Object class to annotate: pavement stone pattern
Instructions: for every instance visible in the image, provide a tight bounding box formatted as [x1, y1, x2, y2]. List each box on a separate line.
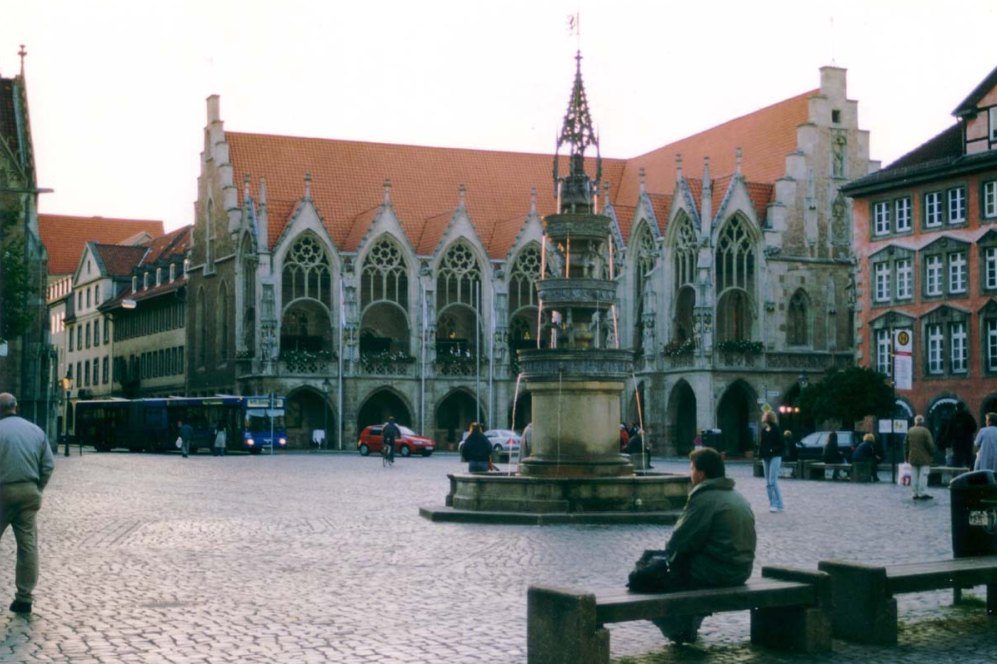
[1, 451, 993, 663]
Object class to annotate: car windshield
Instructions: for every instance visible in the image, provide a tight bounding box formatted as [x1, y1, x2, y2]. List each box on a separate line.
[398, 425, 416, 436]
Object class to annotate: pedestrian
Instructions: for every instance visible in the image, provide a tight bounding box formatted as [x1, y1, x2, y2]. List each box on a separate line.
[973, 412, 997, 472]
[851, 433, 881, 481]
[758, 410, 784, 512]
[382, 416, 400, 464]
[619, 424, 630, 453]
[626, 428, 652, 469]
[626, 447, 756, 643]
[0, 392, 55, 615]
[213, 424, 227, 457]
[904, 415, 936, 500]
[461, 422, 492, 472]
[178, 419, 193, 458]
[945, 403, 977, 468]
[783, 429, 795, 461]
[692, 430, 703, 449]
[822, 431, 845, 479]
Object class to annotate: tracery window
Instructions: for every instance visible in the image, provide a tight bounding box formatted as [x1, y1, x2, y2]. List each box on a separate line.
[281, 234, 333, 306]
[361, 236, 409, 309]
[436, 243, 483, 355]
[714, 216, 757, 342]
[633, 223, 656, 350]
[508, 244, 543, 349]
[672, 215, 697, 291]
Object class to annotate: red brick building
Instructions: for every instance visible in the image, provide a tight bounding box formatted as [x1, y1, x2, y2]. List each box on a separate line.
[843, 64, 997, 435]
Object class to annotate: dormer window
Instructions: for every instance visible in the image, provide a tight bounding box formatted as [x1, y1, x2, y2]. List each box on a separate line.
[990, 106, 997, 143]
[143, 272, 149, 290]
[132, 276, 138, 292]
[169, 263, 176, 282]
[156, 267, 162, 286]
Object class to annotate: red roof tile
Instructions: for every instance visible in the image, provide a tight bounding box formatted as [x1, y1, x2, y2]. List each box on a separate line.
[39, 214, 164, 276]
[90, 244, 148, 278]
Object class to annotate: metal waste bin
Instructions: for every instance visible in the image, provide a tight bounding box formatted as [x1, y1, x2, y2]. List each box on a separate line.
[950, 469, 997, 557]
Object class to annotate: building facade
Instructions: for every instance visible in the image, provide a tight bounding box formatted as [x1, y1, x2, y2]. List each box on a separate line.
[843, 64, 997, 436]
[0, 48, 54, 435]
[188, 61, 876, 454]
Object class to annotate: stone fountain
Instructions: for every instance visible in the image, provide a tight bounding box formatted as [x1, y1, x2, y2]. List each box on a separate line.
[421, 54, 689, 524]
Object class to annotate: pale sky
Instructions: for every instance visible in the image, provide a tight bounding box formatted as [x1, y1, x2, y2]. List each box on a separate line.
[3, 0, 995, 231]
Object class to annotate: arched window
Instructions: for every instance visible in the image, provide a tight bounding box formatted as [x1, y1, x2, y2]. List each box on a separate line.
[359, 236, 410, 355]
[436, 242, 482, 356]
[240, 234, 256, 353]
[217, 281, 230, 362]
[196, 287, 206, 368]
[672, 215, 697, 291]
[787, 289, 810, 346]
[508, 244, 542, 345]
[715, 216, 757, 342]
[633, 223, 656, 350]
[205, 199, 215, 272]
[279, 234, 333, 355]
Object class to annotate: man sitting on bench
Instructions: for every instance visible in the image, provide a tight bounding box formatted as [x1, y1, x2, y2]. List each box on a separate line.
[627, 447, 757, 643]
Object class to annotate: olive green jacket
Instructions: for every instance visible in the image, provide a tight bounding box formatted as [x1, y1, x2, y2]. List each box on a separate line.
[665, 477, 756, 587]
[904, 425, 935, 467]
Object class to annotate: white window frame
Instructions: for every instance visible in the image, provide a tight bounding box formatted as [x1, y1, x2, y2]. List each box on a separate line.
[896, 259, 913, 300]
[948, 186, 967, 224]
[988, 319, 997, 372]
[927, 323, 944, 374]
[875, 329, 892, 376]
[950, 322, 967, 373]
[949, 251, 968, 293]
[925, 255, 943, 296]
[895, 197, 912, 232]
[925, 191, 942, 227]
[985, 246, 997, 290]
[990, 107, 997, 142]
[874, 262, 891, 302]
[984, 181, 997, 220]
[873, 201, 890, 235]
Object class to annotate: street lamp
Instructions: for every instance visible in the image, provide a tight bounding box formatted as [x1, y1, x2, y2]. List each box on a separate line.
[60, 374, 73, 457]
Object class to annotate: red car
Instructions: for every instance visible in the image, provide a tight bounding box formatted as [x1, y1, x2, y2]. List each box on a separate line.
[357, 424, 435, 457]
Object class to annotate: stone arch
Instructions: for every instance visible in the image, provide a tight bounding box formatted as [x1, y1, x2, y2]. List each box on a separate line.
[359, 235, 410, 355]
[356, 387, 415, 433]
[667, 380, 697, 455]
[508, 243, 542, 359]
[716, 380, 758, 456]
[279, 233, 334, 356]
[436, 242, 484, 358]
[510, 389, 532, 432]
[435, 387, 484, 448]
[284, 384, 338, 450]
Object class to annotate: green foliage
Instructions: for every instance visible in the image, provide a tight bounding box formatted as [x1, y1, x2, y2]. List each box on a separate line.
[798, 366, 894, 429]
[663, 338, 695, 357]
[1, 235, 35, 339]
[716, 339, 764, 355]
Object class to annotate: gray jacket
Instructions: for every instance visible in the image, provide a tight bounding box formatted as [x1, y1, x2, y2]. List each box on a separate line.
[0, 415, 55, 490]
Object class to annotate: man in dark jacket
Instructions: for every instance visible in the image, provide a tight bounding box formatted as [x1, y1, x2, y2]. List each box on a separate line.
[944, 403, 977, 468]
[461, 422, 492, 472]
[381, 417, 400, 463]
[633, 447, 756, 643]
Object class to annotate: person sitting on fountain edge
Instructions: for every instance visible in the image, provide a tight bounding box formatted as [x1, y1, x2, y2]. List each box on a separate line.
[626, 447, 756, 643]
[461, 422, 492, 473]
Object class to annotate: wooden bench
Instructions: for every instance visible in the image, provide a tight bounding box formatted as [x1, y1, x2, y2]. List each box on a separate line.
[927, 465, 971, 487]
[805, 461, 872, 482]
[526, 566, 831, 663]
[817, 556, 997, 644]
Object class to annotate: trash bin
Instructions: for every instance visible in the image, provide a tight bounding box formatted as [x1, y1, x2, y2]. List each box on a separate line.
[950, 469, 997, 557]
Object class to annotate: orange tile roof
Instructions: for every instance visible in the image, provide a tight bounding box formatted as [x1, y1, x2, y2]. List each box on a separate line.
[141, 225, 191, 265]
[225, 89, 813, 259]
[39, 214, 164, 276]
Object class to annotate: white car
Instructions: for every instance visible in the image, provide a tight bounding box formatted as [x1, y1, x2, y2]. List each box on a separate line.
[459, 428, 522, 455]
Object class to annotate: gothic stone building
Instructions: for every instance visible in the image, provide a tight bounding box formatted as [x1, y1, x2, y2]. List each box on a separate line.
[189, 63, 876, 455]
[0, 50, 54, 435]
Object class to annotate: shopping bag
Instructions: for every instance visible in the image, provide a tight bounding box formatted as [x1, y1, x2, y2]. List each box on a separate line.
[897, 462, 912, 487]
[175, 436, 183, 449]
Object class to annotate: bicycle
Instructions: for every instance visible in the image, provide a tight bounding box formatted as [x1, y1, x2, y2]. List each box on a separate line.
[381, 443, 394, 467]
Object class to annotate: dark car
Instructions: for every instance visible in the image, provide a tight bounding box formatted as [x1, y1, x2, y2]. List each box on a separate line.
[357, 424, 435, 457]
[795, 431, 856, 461]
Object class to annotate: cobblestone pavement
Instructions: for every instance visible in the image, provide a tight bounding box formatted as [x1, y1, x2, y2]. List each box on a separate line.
[0, 451, 993, 663]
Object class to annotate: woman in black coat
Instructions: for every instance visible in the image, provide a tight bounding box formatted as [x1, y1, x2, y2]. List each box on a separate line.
[461, 422, 492, 472]
[759, 410, 785, 512]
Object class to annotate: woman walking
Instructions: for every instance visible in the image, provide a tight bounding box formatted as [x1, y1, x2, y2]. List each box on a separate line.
[759, 410, 785, 513]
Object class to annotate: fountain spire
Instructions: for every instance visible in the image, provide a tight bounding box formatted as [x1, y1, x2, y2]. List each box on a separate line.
[553, 51, 602, 213]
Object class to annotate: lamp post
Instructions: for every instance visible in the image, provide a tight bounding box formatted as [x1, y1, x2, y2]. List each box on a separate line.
[61, 375, 73, 457]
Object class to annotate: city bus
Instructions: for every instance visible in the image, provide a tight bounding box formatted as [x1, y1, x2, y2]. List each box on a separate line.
[71, 395, 287, 454]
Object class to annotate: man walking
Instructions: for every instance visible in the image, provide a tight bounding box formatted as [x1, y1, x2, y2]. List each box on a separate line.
[627, 447, 756, 642]
[904, 415, 936, 500]
[0, 393, 55, 614]
[973, 412, 997, 472]
[177, 419, 193, 458]
[381, 416, 400, 464]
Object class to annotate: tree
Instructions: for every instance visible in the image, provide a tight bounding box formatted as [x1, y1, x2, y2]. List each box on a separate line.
[798, 366, 894, 430]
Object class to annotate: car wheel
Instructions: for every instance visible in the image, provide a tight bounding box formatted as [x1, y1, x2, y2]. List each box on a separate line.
[359, 444, 370, 456]
[421, 450, 433, 457]
[493, 443, 504, 453]
[399, 445, 412, 457]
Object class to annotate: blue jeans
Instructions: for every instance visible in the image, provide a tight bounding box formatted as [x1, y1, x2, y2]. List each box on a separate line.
[763, 456, 784, 510]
